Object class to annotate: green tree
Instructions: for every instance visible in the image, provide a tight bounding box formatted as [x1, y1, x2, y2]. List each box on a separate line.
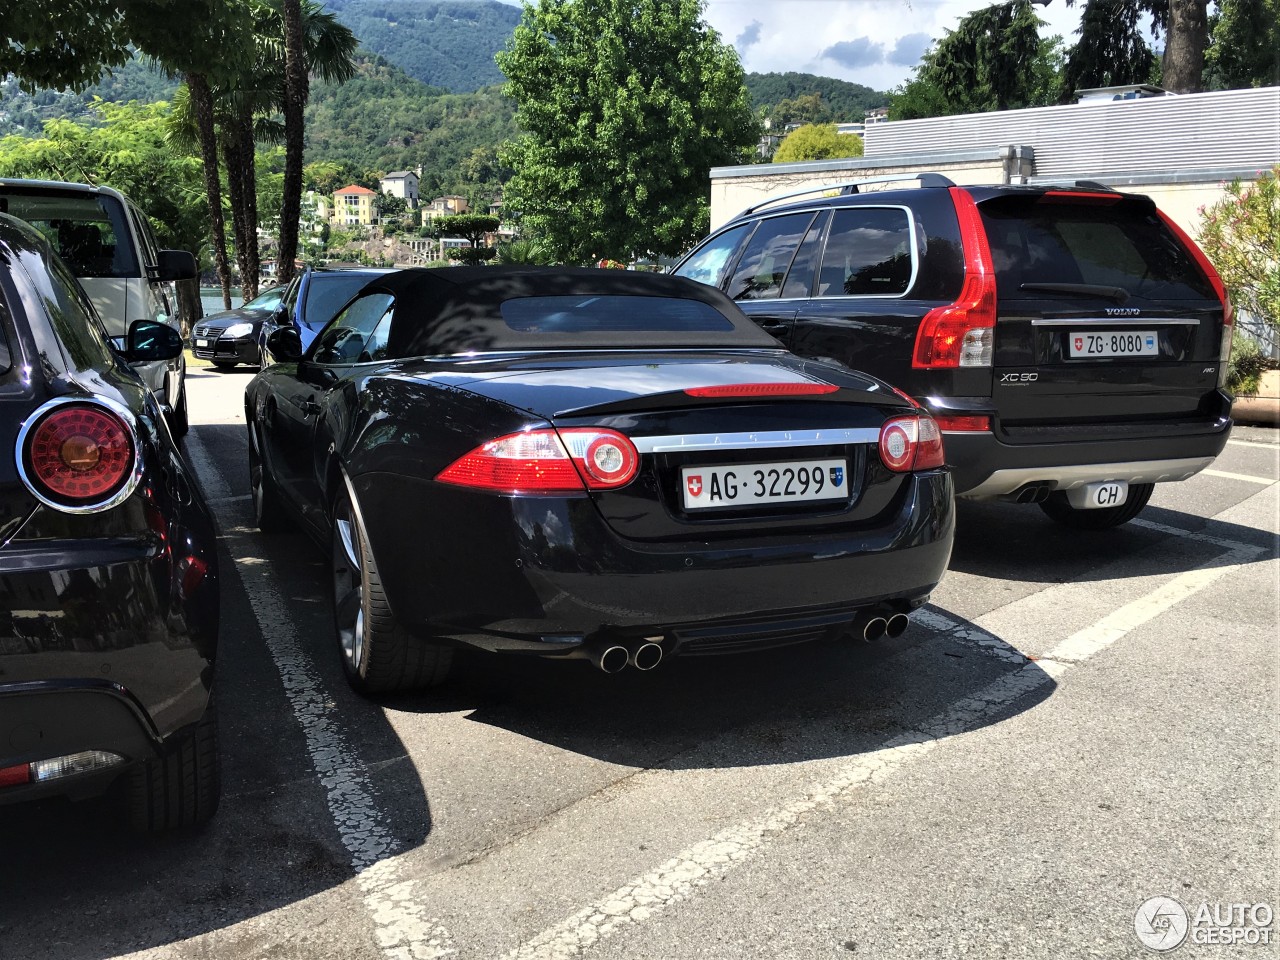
[769, 92, 834, 127]
[1061, 0, 1161, 97]
[1198, 167, 1280, 382]
[1204, 0, 1280, 89]
[890, 0, 1059, 119]
[0, 101, 207, 256]
[496, 0, 759, 263]
[772, 124, 864, 163]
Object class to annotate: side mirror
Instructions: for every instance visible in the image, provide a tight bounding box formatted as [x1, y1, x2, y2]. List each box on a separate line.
[266, 327, 304, 363]
[124, 319, 183, 362]
[157, 250, 198, 281]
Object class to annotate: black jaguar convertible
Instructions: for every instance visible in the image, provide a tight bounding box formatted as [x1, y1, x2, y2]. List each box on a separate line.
[246, 267, 954, 694]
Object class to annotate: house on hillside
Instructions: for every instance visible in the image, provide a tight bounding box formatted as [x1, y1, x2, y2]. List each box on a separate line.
[380, 170, 420, 208]
[423, 195, 469, 220]
[333, 184, 376, 226]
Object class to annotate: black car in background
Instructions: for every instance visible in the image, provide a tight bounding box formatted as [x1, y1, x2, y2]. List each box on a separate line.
[191, 284, 285, 369]
[674, 175, 1234, 529]
[0, 214, 220, 829]
[247, 267, 953, 695]
[257, 266, 392, 358]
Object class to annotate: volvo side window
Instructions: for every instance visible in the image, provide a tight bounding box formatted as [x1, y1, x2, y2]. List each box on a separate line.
[726, 213, 816, 301]
[779, 211, 830, 299]
[673, 224, 751, 290]
[817, 208, 914, 297]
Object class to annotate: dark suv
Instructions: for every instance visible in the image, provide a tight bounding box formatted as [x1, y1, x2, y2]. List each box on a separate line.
[673, 174, 1234, 529]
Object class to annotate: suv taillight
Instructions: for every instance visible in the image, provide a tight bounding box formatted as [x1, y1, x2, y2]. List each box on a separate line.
[1157, 209, 1235, 389]
[878, 415, 945, 472]
[17, 399, 139, 512]
[437, 428, 640, 494]
[913, 187, 997, 369]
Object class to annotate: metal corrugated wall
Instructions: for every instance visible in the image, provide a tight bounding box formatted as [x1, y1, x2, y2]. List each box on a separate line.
[864, 88, 1280, 177]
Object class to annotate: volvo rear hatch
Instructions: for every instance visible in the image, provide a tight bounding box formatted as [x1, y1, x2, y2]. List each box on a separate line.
[975, 188, 1231, 443]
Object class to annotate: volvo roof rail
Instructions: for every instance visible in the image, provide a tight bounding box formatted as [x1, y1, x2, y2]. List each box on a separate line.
[1072, 180, 1120, 192]
[735, 172, 956, 219]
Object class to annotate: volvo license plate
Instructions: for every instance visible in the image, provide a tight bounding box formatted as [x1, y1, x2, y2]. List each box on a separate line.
[681, 459, 848, 510]
[1069, 331, 1157, 358]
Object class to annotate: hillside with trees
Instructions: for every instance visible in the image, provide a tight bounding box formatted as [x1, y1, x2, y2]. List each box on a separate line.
[746, 72, 889, 122]
[321, 0, 521, 91]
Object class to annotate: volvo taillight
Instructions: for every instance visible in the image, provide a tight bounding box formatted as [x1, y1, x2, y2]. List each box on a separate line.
[1157, 209, 1235, 389]
[878, 415, 945, 472]
[913, 187, 998, 369]
[436, 428, 639, 494]
[16, 398, 140, 512]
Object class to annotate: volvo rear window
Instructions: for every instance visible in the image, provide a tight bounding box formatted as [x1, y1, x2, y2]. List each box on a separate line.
[0, 190, 138, 279]
[979, 195, 1217, 301]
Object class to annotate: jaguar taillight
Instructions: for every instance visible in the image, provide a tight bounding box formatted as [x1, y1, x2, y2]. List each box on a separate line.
[878, 415, 945, 472]
[17, 398, 140, 512]
[436, 428, 639, 494]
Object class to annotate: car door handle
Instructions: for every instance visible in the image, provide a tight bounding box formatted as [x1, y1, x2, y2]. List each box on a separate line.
[300, 399, 321, 417]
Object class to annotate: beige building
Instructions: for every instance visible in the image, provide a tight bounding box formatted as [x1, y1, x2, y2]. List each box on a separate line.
[423, 195, 470, 220]
[709, 87, 1280, 239]
[333, 184, 377, 226]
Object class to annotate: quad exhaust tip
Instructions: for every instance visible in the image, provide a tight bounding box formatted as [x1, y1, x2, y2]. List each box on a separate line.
[631, 641, 664, 671]
[862, 617, 888, 642]
[596, 645, 629, 674]
[886, 613, 910, 638]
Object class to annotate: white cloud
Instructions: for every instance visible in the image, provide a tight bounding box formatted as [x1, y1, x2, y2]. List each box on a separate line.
[701, 0, 1084, 92]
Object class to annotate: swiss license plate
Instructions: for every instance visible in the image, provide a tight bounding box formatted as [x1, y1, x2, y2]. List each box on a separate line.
[195, 338, 210, 348]
[681, 459, 848, 510]
[1069, 331, 1157, 358]
[1066, 481, 1129, 509]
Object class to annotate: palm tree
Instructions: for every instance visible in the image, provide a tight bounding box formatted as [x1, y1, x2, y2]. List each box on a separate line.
[277, 0, 357, 286]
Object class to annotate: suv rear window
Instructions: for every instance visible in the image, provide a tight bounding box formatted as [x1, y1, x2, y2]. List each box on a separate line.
[0, 190, 138, 279]
[979, 195, 1217, 301]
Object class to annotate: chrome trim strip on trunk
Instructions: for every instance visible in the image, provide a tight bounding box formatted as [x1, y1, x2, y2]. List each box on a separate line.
[1029, 317, 1201, 326]
[631, 427, 880, 454]
[960, 456, 1215, 498]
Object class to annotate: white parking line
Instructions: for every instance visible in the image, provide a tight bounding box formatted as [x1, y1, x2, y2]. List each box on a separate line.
[501, 517, 1267, 960]
[1203, 468, 1277, 485]
[184, 430, 456, 960]
[1227, 438, 1279, 449]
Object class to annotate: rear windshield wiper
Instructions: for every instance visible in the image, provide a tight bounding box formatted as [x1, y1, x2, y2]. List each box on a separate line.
[1018, 282, 1131, 304]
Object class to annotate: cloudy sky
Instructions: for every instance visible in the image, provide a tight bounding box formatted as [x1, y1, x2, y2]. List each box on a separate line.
[698, 0, 1086, 92]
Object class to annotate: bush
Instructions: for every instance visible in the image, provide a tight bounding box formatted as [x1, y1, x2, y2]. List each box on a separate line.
[1227, 331, 1275, 397]
[1199, 167, 1280, 344]
[447, 246, 498, 266]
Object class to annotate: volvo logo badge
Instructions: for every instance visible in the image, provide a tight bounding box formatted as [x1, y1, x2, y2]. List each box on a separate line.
[1105, 307, 1141, 316]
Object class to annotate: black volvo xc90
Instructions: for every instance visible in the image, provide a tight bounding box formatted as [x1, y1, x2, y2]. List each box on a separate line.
[675, 174, 1234, 529]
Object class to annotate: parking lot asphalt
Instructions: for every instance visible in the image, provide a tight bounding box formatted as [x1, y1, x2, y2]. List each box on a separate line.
[0, 364, 1275, 960]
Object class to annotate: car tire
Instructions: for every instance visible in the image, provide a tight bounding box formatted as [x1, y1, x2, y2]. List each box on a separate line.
[248, 420, 290, 533]
[127, 696, 220, 832]
[213, 360, 238, 371]
[168, 381, 189, 439]
[331, 484, 452, 695]
[1039, 482, 1155, 530]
